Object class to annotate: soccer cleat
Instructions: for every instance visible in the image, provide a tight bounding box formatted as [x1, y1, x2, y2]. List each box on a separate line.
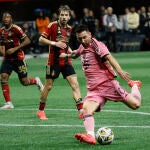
[128, 80, 142, 89]
[0, 102, 14, 109]
[35, 77, 44, 92]
[36, 110, 48, 120]
[75, 133, 96, 145]
[75, 133, 83, 141]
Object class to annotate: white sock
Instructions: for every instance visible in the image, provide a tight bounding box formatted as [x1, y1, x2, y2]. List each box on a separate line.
[7, 102, 12, 105]
[133, 84, 138, 88]
[87, 131, 95, 138]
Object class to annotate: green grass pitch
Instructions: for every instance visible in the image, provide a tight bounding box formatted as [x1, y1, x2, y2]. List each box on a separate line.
[0, 51, 150, 150]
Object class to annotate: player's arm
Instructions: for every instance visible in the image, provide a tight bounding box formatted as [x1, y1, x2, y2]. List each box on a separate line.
[68, 46, 73, 53]
[0, 45, 5, 56]
[5, 36, 31, 55]
[59, 50, 79, 59]
[39, 36, 67, 50]
[59, 46, 78, 58]
[0, 35, 5, 56]
[105, 54, 131, 81]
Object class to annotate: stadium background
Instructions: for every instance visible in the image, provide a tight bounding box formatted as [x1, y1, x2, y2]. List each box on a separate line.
[0, 0, 150, 21]
[1, 0, 150, 52]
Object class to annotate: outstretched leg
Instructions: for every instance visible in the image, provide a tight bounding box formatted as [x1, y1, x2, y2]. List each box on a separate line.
[75, 100, 99, 145]
[19, 77, 44, 92]
[125, 80, 142, 109]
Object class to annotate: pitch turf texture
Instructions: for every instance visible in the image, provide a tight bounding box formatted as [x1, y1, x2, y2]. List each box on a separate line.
[0, 51, 150, 150]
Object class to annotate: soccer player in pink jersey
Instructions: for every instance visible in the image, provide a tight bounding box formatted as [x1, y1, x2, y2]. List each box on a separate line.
[59, 25, 142, 145]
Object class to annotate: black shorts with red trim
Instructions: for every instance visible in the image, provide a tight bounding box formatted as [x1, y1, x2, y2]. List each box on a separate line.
[46, 64, 76, 79]
[0, 59, 28, 78]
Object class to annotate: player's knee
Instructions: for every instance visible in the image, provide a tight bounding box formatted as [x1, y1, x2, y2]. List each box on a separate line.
[1, 81, 8, 85]
[21, 81, 28, 86]
[20, 79, 28, 86]
[1, 74, 9, 82]
[131, 101, 141, 110]
[134, 102, 141, 109]
[1, 79, 8, 84]
[82, 105, 94, 115]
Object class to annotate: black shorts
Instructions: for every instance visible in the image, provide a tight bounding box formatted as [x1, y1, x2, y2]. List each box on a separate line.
[0, 59, 28, 78]
[46, 64, 76, 79]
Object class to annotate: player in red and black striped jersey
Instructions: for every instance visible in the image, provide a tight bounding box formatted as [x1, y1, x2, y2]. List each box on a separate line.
[36, 5, 83, 120]
[0, 11, 44, 109]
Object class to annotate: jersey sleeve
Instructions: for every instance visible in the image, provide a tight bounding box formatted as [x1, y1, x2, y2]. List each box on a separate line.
[41, 22, 54, 38]
[75, 45, 83, 56]
[14, 25, 27, 40]
[91, 38, 110, 58]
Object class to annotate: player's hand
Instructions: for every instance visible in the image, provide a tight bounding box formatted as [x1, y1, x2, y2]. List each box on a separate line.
[59, 53, 67, 58]
[118, 70, 131, 82]
[55, 41, 67, 49]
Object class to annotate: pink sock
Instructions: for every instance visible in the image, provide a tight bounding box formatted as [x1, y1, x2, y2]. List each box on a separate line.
[131, 85, 141, 101]
[83, 114, 95, 136]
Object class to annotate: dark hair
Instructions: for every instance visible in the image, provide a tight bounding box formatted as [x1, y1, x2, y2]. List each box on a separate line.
[1, 10, 14, 19]
[75, 25, 89, 34]
[58, 5, 71, 16]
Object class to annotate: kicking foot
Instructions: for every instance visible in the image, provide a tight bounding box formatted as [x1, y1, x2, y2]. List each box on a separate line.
[75, 133, 96, 145]
[128, 80, 142, 88]
[36, 110, 48, 120]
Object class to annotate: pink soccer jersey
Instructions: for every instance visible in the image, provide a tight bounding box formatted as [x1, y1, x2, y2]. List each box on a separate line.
[76, 38, 116, 90]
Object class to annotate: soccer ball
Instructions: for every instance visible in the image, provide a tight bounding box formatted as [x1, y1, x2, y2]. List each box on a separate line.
[95, 127, 114, 145]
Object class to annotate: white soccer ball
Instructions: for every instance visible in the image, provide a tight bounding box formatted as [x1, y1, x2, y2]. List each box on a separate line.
[95, 127, 114, 145]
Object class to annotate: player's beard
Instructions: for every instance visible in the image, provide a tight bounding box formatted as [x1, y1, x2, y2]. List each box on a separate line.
[61, 20, 67, 26]
[82, 39, 91, 48]
[82, 43, 89, 48]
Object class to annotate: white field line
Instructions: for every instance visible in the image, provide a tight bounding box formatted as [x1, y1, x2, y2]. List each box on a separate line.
[12, 108, 150, 116]
[0, 108, 149, 128]
[0, 124, 150, 128]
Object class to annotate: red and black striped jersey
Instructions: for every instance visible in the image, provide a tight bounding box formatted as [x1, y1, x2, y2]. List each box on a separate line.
[41, 21, 72, 66]
[0, 24, 26, 60]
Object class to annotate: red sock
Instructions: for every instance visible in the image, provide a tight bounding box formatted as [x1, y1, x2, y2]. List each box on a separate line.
[28, 78, 36, 85]
[76, 98, 83, 111]
[2, 84, 11, 102]
[39, 102, 46, 110]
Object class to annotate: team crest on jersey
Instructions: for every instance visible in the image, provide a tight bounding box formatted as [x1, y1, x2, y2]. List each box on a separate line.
[96, 47, 100, 52]
[91, 39, 101, 53]
[56, 35, 69, 42]
[51, 70, 55, 77]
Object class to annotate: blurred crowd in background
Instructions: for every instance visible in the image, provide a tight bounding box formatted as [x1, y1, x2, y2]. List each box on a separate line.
[1, 5, 150, 53]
